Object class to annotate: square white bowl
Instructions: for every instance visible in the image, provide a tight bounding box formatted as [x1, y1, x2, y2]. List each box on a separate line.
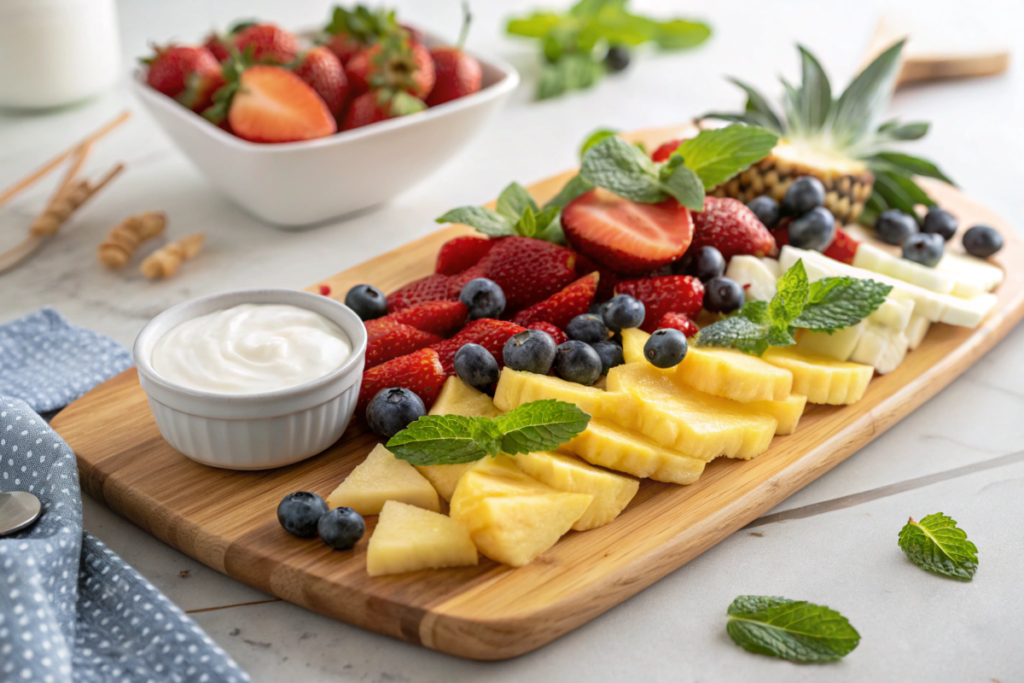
[132, 41, 518, 228]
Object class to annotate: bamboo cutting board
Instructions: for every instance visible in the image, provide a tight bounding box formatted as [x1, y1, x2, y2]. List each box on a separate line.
[51, 126, 1024, 661]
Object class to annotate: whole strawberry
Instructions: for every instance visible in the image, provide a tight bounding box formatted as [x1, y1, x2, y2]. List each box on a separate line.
[436, 235, 493, 275]
[387, 273, 457, 313]
[656, 311, 699, 338]
[651, 138, 682, 162]
[233, 23, 299, 64]
[203, 32, 233, 62]
[481, 236, 578, 313]
[512, 273, 598, 329]
[614, 275, 704, 333]
[143, 44, 224, 111]
[691, 197, 776, 259]
[294, 47, 349, 117]
[425, 7, 482, 106]
[322, 5, 396, 64]
[342, 89, 427, 131]
[345, 32, 435, 99]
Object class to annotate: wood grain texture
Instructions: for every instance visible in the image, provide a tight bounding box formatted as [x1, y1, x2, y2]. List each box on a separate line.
[51, 126, 1024, 661]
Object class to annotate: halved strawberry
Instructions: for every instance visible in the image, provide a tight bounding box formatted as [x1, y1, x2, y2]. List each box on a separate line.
[447, 263, 489, 299]
[226, 66, 337, 143]
[690, 196, 775, 259]
[364, 318, 441, 368]
[527, 321, 568, 346]
[358, 348, 446, 415]
[823, 226, 860, 264]
[387, 273, 456, 313]
[656, 311, 699, 338]
[481, 236, 578, 312]
[614, 275, 704, 333]
[293, 46, 348, 117]
[429, 318, 526, 375]
[388, 300, 468, 337]
[651, 139, 682, 162]
[562, 189, 693, 275]
[436, 235, 493, 275]
[512, 272, 598, 329]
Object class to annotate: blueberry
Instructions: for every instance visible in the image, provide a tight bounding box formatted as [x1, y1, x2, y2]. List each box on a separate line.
[874, 209, 918, 246]
[459, 278, 505, 320]
[902, 233, 944, 267]
[922, 206, 958, 241]
[788, 206, 836, 251]
[962, 224, 1003, 258]
[589, 300, 607, 316]
[601, 294, 645, 332]
[746, 195, 780, 228]
[365, 387, 425, 439]
[643, 329, 688, 369]
[553, 340, 603, 385]
[277, 491, 328, 538]
[781, 176, 826, 216]
[503, 329, 557, 375]
[591, 340, 624, 373]
[604, 45, 630, 73]
[703, 276, 744, 314]
[566, 313, 610, 343]
[317, 507, 365, 551]
[453, 343, 499, 391]
[674, 246, 726, 282]
[345, 284, 387, 321]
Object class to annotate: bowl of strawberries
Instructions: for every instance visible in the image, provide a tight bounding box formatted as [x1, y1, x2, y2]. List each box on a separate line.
[133, 6, 518, 228]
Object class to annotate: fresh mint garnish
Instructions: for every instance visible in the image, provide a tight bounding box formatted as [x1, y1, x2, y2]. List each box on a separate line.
[674, 126, 783, 190]
[386, 399, 591, 466]
[437, 182, 563, 243]
[726, 596, 861, 662]
[898, 513, 978, 580]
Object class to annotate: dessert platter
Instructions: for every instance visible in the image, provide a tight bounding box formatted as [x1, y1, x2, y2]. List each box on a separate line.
[52, 42, 1023, 660]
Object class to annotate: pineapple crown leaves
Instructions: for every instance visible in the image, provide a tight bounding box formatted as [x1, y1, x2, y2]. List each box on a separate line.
[324, 4, 396, 41]
[436, 182, 565, 244]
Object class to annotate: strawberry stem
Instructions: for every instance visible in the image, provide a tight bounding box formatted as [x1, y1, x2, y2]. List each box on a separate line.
[456, 1, 472, 50]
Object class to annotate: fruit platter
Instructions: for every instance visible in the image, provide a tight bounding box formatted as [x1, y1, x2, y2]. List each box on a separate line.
[53, 44, 1023, 661]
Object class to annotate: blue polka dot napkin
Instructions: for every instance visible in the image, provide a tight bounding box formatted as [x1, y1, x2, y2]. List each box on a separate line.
[0, 310, 249, 683]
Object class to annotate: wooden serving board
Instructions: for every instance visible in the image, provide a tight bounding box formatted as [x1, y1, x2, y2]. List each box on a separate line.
[52, 127, 1024, 661]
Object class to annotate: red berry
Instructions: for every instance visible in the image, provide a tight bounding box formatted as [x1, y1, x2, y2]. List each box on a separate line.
[822, 226, 860, 265]
[319, 284, 331, 296]
[293, 47, 348, 117]
[436, 236, 493, 275]
[387, 273, 457, 313]
[144, 44, 224, 111]
[429, 319, 526, 375]
[527, 321, 568, 346]
[227, 66, 336, 143]
[690, 197, 776, 259]
[345, 37, 435, 99]
[357, 348, 446, 415]
[512, 273, 598, 329]
[388, 300, 468, 337]
[481, 236, 578, 313]
[232, 24, 298, 64]
[425, 47, 482, 106]
[614, 276, 704, 333]
[651, 139, 682, 162]
[364, 318, 442, 368]
[656, 312, 699, 338]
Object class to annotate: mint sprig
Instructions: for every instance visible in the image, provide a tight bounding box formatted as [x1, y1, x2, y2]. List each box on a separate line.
[386, 399, 591, 466]
[726, 596, 861, 662]
[898, 513, 978, 581]
[437, 182, 563, 243]
[697, 259, 892, 355]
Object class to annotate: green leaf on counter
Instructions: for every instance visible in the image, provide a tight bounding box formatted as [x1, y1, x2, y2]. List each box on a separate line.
[726, 596, 861, 662]
[898, 513, 978, 580]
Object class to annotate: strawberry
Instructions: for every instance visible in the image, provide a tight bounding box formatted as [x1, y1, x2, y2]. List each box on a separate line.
[651, 139, 682, 162]
[512, 273, 598, 329]
[203, 32, 232, 62]
[436, 235, 493, 275]
[527, 321, 568, 346]
[388, 300, 468, 337]
[656, 311, 699, 338]
[481, 236, 578, 312]
[430, 319, 526, 375]
[823, 226, 860, 265]
[293, 47, 348, 117]
[232, 24, 298, 64]
[447, 263, 488, 298]
[341, 89, 427, 130]
[322, 5, 395, 63]
[345, 34, 435, 99]
[358, 348, 445, 415]
[324, 33, 366, 65]
[143, 45, 223, 111]
[364, 318, 441, 368]
[387, 273, 456, 313]
[562, 189, 693, 275]
[425, 11, 482, 108]
[223, 66, 337, 143]
[614, 275, 704, 333]
[574, 252, 621, 302]
[690, 197, 775, 259]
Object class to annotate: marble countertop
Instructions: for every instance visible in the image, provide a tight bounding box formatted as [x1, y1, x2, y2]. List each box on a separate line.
[2, 0, 1023, 680]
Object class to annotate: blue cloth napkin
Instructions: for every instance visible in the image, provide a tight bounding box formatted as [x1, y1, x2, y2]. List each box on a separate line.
[0, 309, 249, 683]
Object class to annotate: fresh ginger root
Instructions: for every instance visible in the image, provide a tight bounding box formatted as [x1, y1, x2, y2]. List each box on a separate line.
[141, 233, 205, 279]
[97, 212, 166, 268]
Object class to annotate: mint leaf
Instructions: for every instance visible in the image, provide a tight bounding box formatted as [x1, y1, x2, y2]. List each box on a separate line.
[386, 414, 501, 466]
[674, 126, 779, 190]
[436, 206, 514, 237]
[653, 19, 711, 49]
[739, 300, 771, 326]
[658, 159, 705, 211]
[793, 277, 891, 332]
[495, 399, 591, 454]
[769, 258, 809, 326]
[544, 173, 594, 210]
[696, 315, 769, 356]
[496, 182, 539, 223]
[765, 325, 796, 347]
[581, 136, 666, 203]
[580, 129, 619, 160]
[726, 596, 861, 662]
[898, 513, 978, 580]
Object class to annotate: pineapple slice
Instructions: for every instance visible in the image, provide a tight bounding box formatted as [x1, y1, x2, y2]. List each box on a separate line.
[562, 418, 705, 485]
[494, 367, 636, 418]
[327, 444, 440, 515]
[366, 501, 477, 577]
[675, 346, 793, 403]
[762, 347, 874, 405]
[746, 394, 807, 435]
[512, 451, 638, 530]
[606, 363, 777, 461]
[450, 456, 591, 567]
[621, 327, 648, 365]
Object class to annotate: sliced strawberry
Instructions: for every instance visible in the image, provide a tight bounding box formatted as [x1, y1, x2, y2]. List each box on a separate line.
[527, 321, 568, 346]
[574, 252, 621, 302]
[651, 139, 682, 162]
[387, 273, 456, 313]
[691, 197, 775, 259]
[823, 226, 860, 265]
[388, 300, 468, 337]
[481, 236, 578, 313]
[358, 348, 445, 415]
[293, 46, 348, 117]
[429, 319, 526, 375]
[232, 24, 298, 64]
[615, 275, 704, 333]
[656, 311, 699, 338]
[227, 66, 337, 143]
[562, 189, 693, 275]
[512, 273, 598, 329]
[364, 318, 441, 368]
[436, 235, 493, 275]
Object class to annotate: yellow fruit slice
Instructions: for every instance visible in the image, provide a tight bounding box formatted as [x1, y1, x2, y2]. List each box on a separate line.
[621, 327, 648, 364]
[762, 347, 874, 405]
[327, 443, 439, 515]
[494, 367, 636, 418]
[675, 346, 793, 402]
[746, 393, 807, 435]
[450, 456, 591, 567]
[562, 418, 705, 485]
[366, 501, 478, 577]
[512, 450, 638, 530]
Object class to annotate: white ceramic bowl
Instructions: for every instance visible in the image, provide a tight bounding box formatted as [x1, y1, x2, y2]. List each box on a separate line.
[132, 38, 518, 228]
[134, 289, 367, 470]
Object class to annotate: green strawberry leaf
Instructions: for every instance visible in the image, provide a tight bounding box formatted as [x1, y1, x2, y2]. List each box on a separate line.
[436, 206, 514, 237]
[673, 125, 780, 190]
[386, 414, 502, 465]
[898, 513, 978, 580]
[494, 399, 592, 455]
[726, 596, 861, 662]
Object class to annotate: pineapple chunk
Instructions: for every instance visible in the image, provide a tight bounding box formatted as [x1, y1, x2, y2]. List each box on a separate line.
[606, 363, 777, 461]
[797, 324, 864, 361]
[366, 501, 477, 576]
[327, 444, 440, 515]
[562, 418, 705, 485]
[621, 327, 648, 365]
[512, 451, 638, 530]
[450, 456, 591, 567]
[676, 346, 793, 403]
[746, 394, 807, 435]
[762, 347, 874, 405]
[494, 367, 635, 418]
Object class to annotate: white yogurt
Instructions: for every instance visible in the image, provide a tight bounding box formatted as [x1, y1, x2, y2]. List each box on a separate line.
[152, 304, 352, 395]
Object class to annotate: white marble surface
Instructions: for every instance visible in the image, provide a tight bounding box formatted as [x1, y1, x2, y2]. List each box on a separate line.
[2, 0, 1024, 680]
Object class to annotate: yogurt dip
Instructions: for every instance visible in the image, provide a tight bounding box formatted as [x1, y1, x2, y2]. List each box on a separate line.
[151, 303, 352, 394]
